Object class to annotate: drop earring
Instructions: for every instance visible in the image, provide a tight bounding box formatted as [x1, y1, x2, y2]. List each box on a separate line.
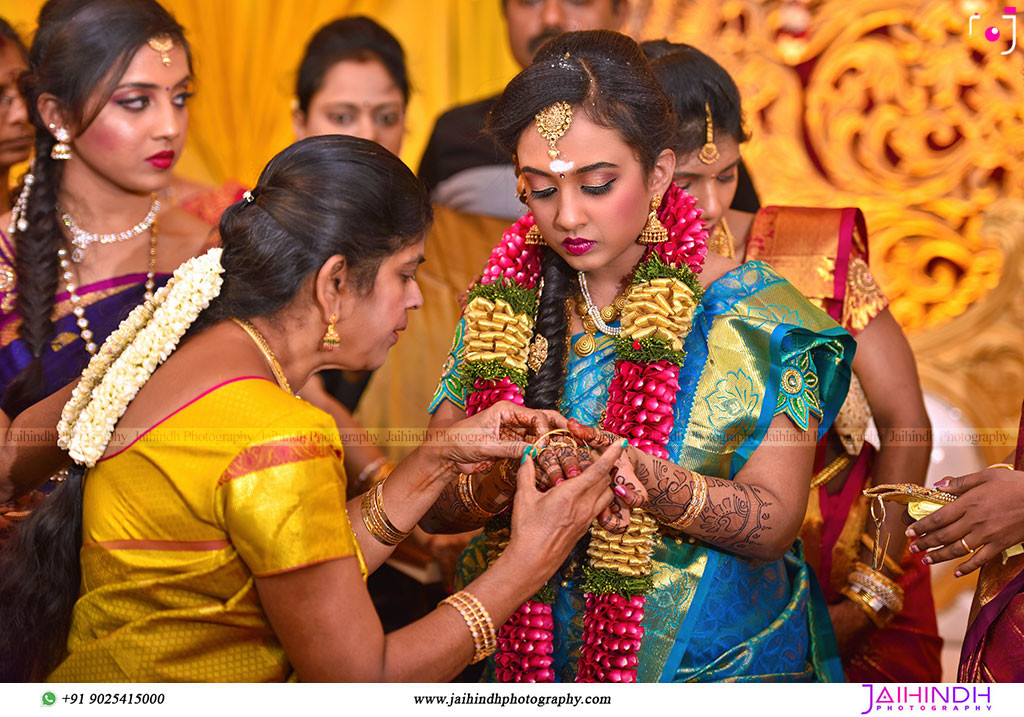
[50, 125, 71, 160]
[321, 313, 340, 351]
[637, 194, 668, 244]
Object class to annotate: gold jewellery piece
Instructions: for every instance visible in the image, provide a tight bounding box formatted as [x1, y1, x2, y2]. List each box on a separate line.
[988, 463, 1016, 471]
[572, 272, 629, 358]
[841, 560, 904, 628]
[527, 333, 548, 371]
[360, 478, 411, 546]
[535, 101, 573, 160]
[525, 224, 544, 245]
[457, 472, 502, 521]
[148, 34, 174, 66]
[230, 318, 293, 395]
[665, 470, 708, 531]
[637, 194, 668, 244]
[440, 590, 497, 664]
[698, 102, 720, 165]
[708, 217, 737, 260]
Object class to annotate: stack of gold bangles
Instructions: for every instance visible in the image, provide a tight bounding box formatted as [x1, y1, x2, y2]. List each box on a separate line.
[360, 478, 411, 546]
[665, 470, 708, 531]
[440, 590, 497, 663]
[457, 472, 503, 520]
[841, 560, 904, 628]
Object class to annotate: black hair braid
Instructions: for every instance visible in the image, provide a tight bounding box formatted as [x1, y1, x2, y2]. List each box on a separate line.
[524, 248, 574, 411]
[4, 141, 64, 416]
[0, 465, 84, 681]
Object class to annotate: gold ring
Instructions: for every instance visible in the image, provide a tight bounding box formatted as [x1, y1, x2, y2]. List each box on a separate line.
[960, 537, 974, 554]
[988, 463, 1015, 471]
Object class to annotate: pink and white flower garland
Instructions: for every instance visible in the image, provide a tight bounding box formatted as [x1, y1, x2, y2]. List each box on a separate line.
[462, 184, 707, 682]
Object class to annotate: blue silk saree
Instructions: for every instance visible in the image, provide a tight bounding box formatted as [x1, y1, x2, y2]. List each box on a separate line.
[431, 261, 854, 682]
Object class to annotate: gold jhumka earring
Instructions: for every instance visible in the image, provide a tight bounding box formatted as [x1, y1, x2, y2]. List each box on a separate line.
[525, 225, 544, 245]
[49, 125, 71, 160]
[698, 102, 720, 165]
[148, 34, 174, 66]
[321, 313, 340, 351]
[637, 194, 668, 244]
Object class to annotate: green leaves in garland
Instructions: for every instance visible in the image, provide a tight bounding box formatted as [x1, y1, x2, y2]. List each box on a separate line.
[467, 279, 538, 318]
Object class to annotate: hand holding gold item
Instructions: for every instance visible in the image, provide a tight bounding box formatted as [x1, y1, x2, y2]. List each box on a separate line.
[898, 464, 1024, 576]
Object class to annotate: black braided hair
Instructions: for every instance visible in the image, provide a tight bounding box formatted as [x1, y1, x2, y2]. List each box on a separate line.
[3, 0, 191, 417]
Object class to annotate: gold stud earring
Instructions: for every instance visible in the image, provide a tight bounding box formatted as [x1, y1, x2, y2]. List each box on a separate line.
[637, 194, 668, 244]
[49, 125, 71, 160]
[321, 313, 340, 351]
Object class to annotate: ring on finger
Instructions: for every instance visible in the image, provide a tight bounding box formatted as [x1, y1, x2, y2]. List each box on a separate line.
[960, 537, 976, 554]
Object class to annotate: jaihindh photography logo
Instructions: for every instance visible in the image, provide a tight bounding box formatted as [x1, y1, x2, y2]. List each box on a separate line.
[859, 684, 993, 713]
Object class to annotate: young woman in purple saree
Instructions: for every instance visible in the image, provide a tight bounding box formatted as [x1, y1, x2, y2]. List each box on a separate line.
[0, 0, 211, 531]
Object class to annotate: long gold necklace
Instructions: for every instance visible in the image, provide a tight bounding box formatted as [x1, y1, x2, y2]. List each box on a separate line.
[231, 317, 294, 394]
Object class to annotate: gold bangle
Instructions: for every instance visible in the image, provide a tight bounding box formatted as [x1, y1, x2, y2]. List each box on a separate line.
[988, 463, 1016, 471]
[456, 473, 501, 521]
[360, 478, 410, 546]
[440, 590, 497, 663]
[841, 582, 897, 629]
[664, 470, 708, 531]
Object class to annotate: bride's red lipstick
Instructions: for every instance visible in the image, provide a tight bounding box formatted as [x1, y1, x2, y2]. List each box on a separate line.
[146, 150, 174, 169]
[562, 237, 596, 256]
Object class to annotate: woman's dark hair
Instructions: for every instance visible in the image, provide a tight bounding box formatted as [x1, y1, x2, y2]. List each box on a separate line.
[197, 134, 431, 331]
[4, 0, 192, 418]
[295, 15, 409, 114]
[485, 30, 677, 411]
[0, 0, 192, 681]
[0, 17, 28, 59]
[643, 40, 749, 155]
[0, 135, 431, 681]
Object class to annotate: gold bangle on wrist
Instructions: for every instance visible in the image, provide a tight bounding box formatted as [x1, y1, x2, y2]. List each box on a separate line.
[842, 560, 904, 628]
[360, 478, 411, 546]
[664, 470, 708, 531]
[440, 590, 497, 663]
[457, 472, 502, 521]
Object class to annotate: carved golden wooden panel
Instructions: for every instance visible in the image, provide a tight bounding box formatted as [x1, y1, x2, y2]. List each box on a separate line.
[629, 0, 1023, 465]
[628, 0, 1022, 333]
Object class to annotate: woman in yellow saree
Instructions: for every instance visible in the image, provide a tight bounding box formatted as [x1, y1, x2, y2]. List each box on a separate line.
[0, 135, 626, 682]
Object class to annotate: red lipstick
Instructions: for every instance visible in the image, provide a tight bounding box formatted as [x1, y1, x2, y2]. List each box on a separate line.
[146, 150, 175, 169]
[562, 237, 596, 256]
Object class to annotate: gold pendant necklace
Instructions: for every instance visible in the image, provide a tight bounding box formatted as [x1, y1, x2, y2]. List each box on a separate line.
[571, 294, 628, 358]
[231, 318, 294, 395]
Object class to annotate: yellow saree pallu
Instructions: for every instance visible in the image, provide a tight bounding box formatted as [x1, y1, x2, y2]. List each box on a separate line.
[746, 206, 942, 682]
[49, 378, 365, 683]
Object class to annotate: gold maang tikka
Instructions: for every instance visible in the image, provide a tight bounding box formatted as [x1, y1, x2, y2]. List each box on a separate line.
[535, 101, 573, 160]
[698, 102, 720, 165]
[147, 34, 174, 66]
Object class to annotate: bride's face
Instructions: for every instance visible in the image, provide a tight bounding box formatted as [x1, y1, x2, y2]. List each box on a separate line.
[517, 110, 673, 279]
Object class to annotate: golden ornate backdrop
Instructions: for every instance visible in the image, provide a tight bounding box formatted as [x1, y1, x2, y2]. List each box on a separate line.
[2, 0, 1021, 448]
